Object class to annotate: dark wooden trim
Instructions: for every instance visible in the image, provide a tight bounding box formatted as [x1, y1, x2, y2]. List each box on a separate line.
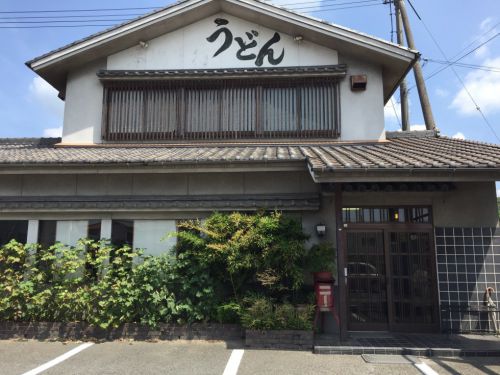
[384, 230, 395, 331]
[344, 223, 434, 231]
[334, 183, 348, 341]
[100, 87, 109, 141]
[344, 225, 440, 333]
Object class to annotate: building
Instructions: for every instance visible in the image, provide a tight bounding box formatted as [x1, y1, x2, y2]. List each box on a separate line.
[1, 0, 499, 338]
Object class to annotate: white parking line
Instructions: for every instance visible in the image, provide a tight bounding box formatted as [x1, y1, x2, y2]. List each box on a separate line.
[222, 349, 244, 375]
[21, 342, 94, 375]
[414, 362, 440, 375]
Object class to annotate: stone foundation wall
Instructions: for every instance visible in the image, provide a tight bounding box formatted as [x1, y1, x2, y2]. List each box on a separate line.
[0, 322, 243, 341]
[245, 329, 313, 350]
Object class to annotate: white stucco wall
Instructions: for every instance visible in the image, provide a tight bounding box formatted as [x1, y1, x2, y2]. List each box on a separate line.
[62, 59, 106, 144]
[338, 56, 385, 141]
[134, 220, 177, 256]
[61, 13, 386, 144]
[107, 13, 338, 70]
[56, 220, 88, 246]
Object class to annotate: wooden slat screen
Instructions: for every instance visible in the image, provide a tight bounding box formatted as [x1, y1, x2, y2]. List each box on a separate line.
[102, 78, 340, 141]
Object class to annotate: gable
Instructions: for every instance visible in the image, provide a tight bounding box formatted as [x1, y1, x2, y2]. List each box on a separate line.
[27, 0, 417, 102]
[108, 13, 338, 70]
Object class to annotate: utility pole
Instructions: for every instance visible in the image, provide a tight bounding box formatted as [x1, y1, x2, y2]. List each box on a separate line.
[394, 0, 409, 131]
[397, 0, 436, 130]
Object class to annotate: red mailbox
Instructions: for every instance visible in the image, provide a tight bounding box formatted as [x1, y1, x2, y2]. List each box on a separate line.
[315, 283, 333, 311]
[314, 280, 339, 328]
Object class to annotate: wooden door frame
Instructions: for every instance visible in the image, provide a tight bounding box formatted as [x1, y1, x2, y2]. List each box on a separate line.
[344, 228, 389, 331]
[343, 223, 439, 333]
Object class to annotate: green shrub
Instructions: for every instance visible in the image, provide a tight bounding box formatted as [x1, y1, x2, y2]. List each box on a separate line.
[215, 301, 242, 324]
[240, 297, 275, 330]
[0, 211, 314, 329]
[176, 211, 309, 301]
[240, 297, 314, 331]
[304, 242, 337, 275]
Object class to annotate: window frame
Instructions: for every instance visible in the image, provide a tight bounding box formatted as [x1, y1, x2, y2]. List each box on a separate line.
[101, 76, 341, 142]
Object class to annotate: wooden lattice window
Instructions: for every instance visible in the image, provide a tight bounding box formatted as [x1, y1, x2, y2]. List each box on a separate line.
[101, 77, 341, 141]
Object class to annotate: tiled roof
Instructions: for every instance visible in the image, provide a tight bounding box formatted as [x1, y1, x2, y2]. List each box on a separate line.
[0, 134, 499, 173]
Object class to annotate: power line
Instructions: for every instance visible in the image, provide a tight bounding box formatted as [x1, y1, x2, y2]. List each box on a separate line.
[281, 0, 380, 6]
[0, 7, 162, 14]
[412, 33, 499, 85]
[390, 97, 402, 128]
[406, 0, 500, 142]
[0, 24, 117, 29]
[0, 13, 145, 20]
[0, 2, 385, 28]
[424, 58, 500, 73]
[0, 19, 132, 24]
[0, 0, 379, 15]
[286, 0, 381, 11]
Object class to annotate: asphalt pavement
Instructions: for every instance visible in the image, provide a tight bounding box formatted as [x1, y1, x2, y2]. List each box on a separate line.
[0, 340, 499, 375]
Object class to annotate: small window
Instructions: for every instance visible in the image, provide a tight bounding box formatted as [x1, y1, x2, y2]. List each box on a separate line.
[0, 220, 28, 245]
[38, 220, 57, 249]
[342, 207, 432, 224]
[111, 220, 134, 248]
[133, 220, 177, 256]
[86, 220, 102, 280]
[87, 220, 101, 241]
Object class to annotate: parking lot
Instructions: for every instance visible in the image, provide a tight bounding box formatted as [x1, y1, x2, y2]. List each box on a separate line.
[1, 340, 499, 375]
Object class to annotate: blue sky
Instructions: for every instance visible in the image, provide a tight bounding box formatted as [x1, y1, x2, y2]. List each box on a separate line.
[1, 0, 499, 191]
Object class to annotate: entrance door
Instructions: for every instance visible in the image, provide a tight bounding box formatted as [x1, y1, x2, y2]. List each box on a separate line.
[346, 229, 438, 332]
[388, 230, 438, 331]
[346, 230, 388, 330]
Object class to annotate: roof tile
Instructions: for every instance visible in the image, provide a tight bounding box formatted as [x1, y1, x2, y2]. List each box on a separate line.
[0, 136, 499, 172]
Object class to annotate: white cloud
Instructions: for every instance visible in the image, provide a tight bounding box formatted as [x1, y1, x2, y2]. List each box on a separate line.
[450, 56, 500, 115]
[474, 17, 498, 58]
[497, 189, 500, 197]
[480, 17, 494, 31]
[43, 126, 62, 138]
[452, 132, 465, 140]
[435, 88, 449, 98]
[29, 76, 64, 119]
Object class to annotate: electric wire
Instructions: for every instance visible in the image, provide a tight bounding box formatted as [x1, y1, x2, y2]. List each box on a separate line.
[424, 59, 500, 73]
[0, 1, 385, 28]
[406, 0, 500, 142]
[0, 13, 145, 20]
[390, 97, 402, 128]
[409, 33, 499, 85]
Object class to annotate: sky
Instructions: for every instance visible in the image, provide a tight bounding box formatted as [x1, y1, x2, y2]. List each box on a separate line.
[1, 0, 499, 191]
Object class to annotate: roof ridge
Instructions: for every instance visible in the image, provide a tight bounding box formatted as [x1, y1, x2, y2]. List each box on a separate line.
[27, 0, 417, 68]
[0, 137, 60, 145]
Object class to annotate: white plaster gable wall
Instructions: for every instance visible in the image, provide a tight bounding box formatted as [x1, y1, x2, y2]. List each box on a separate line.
[338, 56, 385, 141]
[107, 13, 338, 70]
[61, 13, 386, 143]
[63, 59, 106, 144]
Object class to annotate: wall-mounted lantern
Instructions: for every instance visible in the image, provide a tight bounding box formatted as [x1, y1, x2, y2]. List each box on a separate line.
[316, 223, 326, 237]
